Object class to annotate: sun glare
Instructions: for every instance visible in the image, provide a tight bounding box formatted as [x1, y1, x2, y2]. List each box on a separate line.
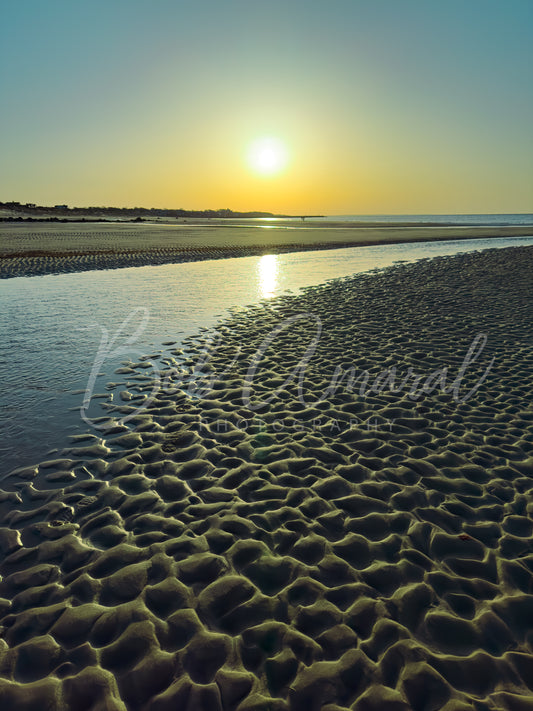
[247, 137, 288, 176]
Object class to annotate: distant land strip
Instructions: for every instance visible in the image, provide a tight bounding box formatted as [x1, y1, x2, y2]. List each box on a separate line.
[0, 201, 316, 220]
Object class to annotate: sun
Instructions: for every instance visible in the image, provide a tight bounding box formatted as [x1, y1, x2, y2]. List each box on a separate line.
[247, 137, 288, 176]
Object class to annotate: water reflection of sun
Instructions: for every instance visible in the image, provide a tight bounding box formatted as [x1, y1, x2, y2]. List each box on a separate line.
[258, 254, 278, 299]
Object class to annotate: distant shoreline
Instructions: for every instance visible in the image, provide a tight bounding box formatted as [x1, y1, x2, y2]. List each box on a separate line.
[0, 203, 324, 221]
[1, 216, 531, 228]
[1, 204, 532, 227]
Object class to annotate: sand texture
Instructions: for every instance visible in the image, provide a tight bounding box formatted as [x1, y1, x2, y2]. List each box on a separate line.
[1, 222, 532, 278]
[1, 246, 533, 710]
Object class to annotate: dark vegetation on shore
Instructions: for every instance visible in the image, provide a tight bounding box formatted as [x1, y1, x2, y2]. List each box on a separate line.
[0, 201, 324, 222]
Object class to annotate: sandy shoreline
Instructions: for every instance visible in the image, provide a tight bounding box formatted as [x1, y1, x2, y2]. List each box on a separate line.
[1, 245, 533, 709]
[1, 222, 532, 278]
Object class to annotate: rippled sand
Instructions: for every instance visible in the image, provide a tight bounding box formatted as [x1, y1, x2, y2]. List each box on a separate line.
[1, 246, 532, 710]
[1, 222, 532, 278]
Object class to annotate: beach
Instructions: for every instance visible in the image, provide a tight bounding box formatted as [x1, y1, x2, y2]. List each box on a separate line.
[1, 221, 532, 278]
[1, 244, 533, 710]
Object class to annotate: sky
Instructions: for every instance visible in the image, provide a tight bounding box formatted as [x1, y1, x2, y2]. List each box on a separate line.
[1, 0, 532, 215]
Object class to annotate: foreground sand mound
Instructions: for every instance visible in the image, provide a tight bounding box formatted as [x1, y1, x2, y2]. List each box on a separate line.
[1, 246, 532, 710]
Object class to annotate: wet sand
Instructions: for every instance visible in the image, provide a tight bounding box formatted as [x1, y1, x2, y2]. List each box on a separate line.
[1, 222, 532, 278]
[0, 246, 532, 710]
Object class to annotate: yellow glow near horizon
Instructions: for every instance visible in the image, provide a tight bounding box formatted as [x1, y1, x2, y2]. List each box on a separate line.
[247, 137, 288, 177]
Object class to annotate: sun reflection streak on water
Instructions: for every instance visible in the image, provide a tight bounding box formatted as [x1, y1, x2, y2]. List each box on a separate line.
[257, 254, 278, 299]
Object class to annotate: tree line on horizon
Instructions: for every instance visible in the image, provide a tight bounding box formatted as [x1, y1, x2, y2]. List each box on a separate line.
[0, 201, 290, 219]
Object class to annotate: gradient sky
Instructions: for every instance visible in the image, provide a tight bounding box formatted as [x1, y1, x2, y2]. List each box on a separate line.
[1, 0, 532, 214]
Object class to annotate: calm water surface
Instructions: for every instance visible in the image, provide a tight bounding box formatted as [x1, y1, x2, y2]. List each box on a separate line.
[307, 213, 533, 225]
[1, 235, 532, 476]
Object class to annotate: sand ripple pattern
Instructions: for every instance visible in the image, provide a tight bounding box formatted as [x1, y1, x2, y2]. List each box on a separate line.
[0, 245, 303, 278]
[1, 246, 533, 710]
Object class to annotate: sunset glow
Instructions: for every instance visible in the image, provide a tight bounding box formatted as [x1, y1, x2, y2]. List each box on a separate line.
[0, 1, 532, 214]
[247, 137, 289, 177]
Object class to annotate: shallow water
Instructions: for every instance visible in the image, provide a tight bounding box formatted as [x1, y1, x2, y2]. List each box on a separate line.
[1, 235, 532, 476]
[307, 213, 533, 225]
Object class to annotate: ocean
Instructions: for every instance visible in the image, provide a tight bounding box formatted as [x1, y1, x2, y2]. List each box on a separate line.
[310, 214, 533, 225]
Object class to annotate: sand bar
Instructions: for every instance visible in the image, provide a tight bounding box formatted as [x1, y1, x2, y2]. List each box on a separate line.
[0, 246, 532, 709]
[1, 222, 532, 278]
